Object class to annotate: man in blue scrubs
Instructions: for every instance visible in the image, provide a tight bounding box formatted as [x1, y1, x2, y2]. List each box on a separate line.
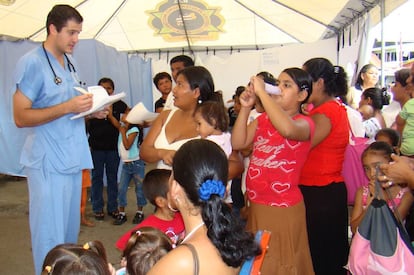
[13, 5, 106, 274]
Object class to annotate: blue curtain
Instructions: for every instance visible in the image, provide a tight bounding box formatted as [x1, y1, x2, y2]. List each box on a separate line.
[0, 39, 152, 176]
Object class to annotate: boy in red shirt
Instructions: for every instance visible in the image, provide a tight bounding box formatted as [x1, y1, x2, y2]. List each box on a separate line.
[116, 169, 185, 251]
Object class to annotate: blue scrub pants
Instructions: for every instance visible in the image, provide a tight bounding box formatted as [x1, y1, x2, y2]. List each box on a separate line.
[26, 167, 81, 275]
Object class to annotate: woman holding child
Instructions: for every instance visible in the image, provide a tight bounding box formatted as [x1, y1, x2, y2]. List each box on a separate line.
[140, 66, 243, 178]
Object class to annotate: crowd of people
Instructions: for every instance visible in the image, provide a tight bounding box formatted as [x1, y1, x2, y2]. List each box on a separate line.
[11, 4, 414, 275]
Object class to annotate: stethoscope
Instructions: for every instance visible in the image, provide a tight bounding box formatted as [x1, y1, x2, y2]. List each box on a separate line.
[42, 43, 84, 86]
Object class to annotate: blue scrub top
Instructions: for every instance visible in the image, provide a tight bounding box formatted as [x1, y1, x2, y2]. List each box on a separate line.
[14, 46, 93, 174]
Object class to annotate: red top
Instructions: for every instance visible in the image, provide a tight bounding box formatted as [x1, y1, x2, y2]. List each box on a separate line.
[246, 113, 314, 207]
[115, 212, 185, 251]
[300, 100, 349, 186]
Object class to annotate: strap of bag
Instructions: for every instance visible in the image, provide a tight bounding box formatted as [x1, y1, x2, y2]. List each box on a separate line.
[376, 165, 409, 232]
[374, 165, 384, 199]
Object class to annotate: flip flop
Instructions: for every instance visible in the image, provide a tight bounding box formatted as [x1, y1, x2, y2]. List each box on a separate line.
[94, 212, 104, 221]
[81, 218, 95, 227]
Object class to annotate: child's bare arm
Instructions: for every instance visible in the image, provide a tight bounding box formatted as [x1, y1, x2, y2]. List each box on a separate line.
[350, 187, 365, 235]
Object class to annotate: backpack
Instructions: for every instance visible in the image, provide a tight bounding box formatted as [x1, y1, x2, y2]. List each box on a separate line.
[347, 169, 414, 274]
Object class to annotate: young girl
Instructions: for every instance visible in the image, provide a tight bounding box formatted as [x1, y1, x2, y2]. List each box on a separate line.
[231, 67, 315, 274]
[194, 98, 234, 205]
[375, 128, 401, 155]
[359, 87, 390, 129]
[350, 141, 414, 235]
[113, 111, 146, 225]
[194, 97, 231, 157]
[300, 58, 350, 275]
[118, 227, 173, 275]
[41, 240, 115, 275]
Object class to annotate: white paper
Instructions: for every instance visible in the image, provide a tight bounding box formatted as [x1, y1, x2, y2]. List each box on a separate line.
[70, 86, 126, 120]
[126, 102, 158, 124]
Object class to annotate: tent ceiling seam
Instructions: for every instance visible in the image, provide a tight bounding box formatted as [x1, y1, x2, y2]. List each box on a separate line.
[177, 0, 194, 56]
[27, 0, 89, 40]
[271, 0, 336, 32]
[94, 0, 127, 39]
[234, 0, 302, 43]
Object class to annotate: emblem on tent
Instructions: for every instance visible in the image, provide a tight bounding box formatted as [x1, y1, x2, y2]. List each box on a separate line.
[147, 0, 224, 42]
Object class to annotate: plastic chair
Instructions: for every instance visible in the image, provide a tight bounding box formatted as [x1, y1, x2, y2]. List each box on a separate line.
[239, 230, 271, 275]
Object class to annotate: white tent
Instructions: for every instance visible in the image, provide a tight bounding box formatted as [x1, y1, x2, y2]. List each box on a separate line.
[0, 0, 408, 52]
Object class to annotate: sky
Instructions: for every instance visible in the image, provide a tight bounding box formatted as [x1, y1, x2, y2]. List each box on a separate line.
[371, 0, 414, 42]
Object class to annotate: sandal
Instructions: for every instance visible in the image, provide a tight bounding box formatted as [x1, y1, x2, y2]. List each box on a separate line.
[94, 212, 105, 221]
[81, 218, 95, 227]
[109, 211, 119, 219]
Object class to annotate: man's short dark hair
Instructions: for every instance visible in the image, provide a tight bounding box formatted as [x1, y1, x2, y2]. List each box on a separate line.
[153, 72, 172, 88]
[169, 55, 194, 67]
[46, 5, 83, 35]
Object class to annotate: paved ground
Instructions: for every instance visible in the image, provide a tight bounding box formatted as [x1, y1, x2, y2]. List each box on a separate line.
[0, 174, 154, 275]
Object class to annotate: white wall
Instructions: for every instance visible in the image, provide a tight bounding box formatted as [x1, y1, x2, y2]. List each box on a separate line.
[146, 37, 359, 106]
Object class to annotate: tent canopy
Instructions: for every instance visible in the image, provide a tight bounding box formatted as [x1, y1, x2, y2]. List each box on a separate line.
[0, 0, 407, 52]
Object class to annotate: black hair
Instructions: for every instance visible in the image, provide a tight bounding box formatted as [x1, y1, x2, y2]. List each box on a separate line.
[256, 71, 277, 85]
[355, 64, 378, 90]
[176, 66, 215, 104]
[282, 67, 313, 105]
[153, 72, 172, 88]
[361, 141, 393, 162]
[170, 55, 194, 67]
[172, 139, 261, 267]
[361, 87, 390, 110]
[143, 169, 171, 206]
[235, 86, 245, 98]
[303, 57, 348, 97]
[394, 68, 411, 87]
[123, 227, 173, 275]
[98, 77, 115, 90]
[124, 123, 144, 145]
[41, 241, 110, 275]
[46, 5, 83, 35]
[375, 128, 400, 148]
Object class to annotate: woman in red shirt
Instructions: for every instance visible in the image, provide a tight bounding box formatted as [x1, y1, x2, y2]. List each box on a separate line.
[300, 58, 350, 275]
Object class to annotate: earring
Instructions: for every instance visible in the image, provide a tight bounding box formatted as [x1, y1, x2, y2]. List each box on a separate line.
[168, 202, 178, 212]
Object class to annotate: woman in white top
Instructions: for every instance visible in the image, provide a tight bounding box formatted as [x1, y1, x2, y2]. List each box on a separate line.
[348, 64, 379, 109]
[140, 66, 243, 178]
